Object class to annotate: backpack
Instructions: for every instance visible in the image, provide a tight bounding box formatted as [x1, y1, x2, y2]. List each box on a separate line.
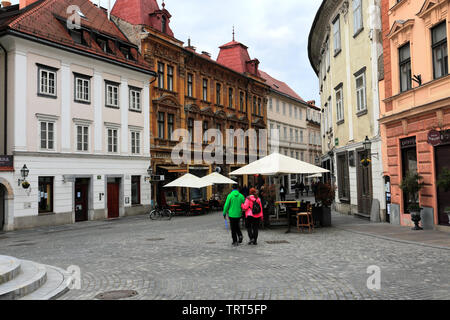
[252, 197, 261, 215]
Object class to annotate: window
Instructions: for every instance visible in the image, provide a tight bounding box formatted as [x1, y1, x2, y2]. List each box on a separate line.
[107, 128, 118, 153]
[216, 83, 222, 105]
[295, 129, 299, 142]
[76, 125, 89, 152]
[289, 104, 292, 117]
[69, 28, 86, 45]
[131, 176, 141, 205]
[203, 121, 209, 143]
[106, 82, 119, 108]
[253, 96, 257, 114]
[38, 66, 57, 97]
[187, 73, 193, 97]
[167, 66, 174, 91]
[168, 114, 174, 141]
[158, 62, 165, 89]
[432, 22, 448, 79]
[335, 86, 344, 122]
[119, 46, 134, 61]
[269, 98, 273, 111]
[158, 112, 165, 139]
[131, 131, 141, 154]
[40, 121, 55, 150]
[328, 96, 332, 130]
[355, 71, 367, 112]
[188, 118, 194, 142]
[333, 16, 341, 55]
[301, 151, 304, 161]
[299, 109, 302, 120]
[39, 177, 53, 213]
[229, 88, 234, 108]
[129, 87, 141, 112]
[300, 130, 303, 143]
[240, 92, 244, 111]
[95, 36, 112, 54]
[258, 98, 262, 115]
[161, 15, 167, 34]
[282, 102, 286, 115]
[203, 79, 208, 101]
[276, 100, 280, 112]
[283, 127, 287, 140]
[294, 107, 297, 118]
[337, 152, 350, 201]
[399, 43, 412, 92]
[326, 39, 331, 71]
[290, 128, 293, 140]
[401, 137, 417, 213]
[353, 0, 363, 35]
[74, 74, 90, 103]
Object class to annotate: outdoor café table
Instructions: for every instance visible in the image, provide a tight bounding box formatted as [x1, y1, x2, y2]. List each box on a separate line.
[274, 201, 302, 232]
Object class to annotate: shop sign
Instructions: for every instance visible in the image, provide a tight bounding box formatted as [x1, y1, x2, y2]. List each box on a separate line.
[0, 155, 14, 171]
[427, 130, 441, 146]
[400, 136, 416, 149]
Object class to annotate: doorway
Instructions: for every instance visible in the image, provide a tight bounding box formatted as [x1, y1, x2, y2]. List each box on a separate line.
[436, 144, 450, 226]
[357, 150, 373, 215]
[107, 178, 121, 219]
[0, 185, 5, 231]
[75, 178, 90, 222]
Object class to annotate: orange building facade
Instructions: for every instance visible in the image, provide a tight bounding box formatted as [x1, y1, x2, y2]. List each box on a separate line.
[379, 0, 450, 229]
[112, 0, 269, 204]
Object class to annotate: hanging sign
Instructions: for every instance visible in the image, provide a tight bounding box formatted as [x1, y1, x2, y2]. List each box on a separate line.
[427, 130, 441, 146]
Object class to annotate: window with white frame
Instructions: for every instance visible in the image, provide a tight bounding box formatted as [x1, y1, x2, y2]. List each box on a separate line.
[328, 96, 332, 130]
[76, 125, 89, 152]
[74, 74, 90, 103]
[129, 87, 142, 112]
[333, 16, 341, 55]
[40, 121, 55, 150]
[326, 39, 331, 71]
[107, 128, 118, 153]
[131, 131, 141, 154]
[38, 65, 57, 97]
[269, 98, 273, 111]
[106, 82, 119, 108]
[335, 86, 344, 122]
[353, 0, 363, 35]
[355, 70, 367, 112]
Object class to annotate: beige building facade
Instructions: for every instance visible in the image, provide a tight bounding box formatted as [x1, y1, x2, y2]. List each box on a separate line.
[309, 0, 386, 220]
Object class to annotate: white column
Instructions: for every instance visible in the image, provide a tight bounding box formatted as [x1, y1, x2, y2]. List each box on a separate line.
[120, 78, 128, 155]
[143, 83, 150, 157]
[93, 71, 103, 153]
[13, 50, 27, 152]
[60, 62, 71, 152]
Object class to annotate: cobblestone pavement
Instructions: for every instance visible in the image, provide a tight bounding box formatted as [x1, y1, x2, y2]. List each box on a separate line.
[0, 212, 449, 300]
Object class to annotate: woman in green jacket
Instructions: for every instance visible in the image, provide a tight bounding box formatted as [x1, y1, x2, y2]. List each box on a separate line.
[223, 185, 245, 246]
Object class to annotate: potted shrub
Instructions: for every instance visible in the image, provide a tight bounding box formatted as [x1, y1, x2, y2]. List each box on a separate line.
[400, 171, 425, 230]
[21, 181, 30, 189]
[437, 167, 450, 223]
[314, 182, 336, 227]
[360, 157, 371, 168]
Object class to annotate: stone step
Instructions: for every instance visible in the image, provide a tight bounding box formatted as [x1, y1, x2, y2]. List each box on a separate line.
[0, 260, 47, 300]
[19, 265, 72, 300]
[354, 212, 371, 220]
[0, 256, 21, 285]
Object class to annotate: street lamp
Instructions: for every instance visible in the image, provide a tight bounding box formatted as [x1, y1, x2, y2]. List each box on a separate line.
[363, 136, 371, 153]
[145, 165, 153, 182]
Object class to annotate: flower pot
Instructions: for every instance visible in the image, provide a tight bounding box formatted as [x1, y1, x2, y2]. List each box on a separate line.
[21, 181, 30, 189]
[410, 211, 423, 230]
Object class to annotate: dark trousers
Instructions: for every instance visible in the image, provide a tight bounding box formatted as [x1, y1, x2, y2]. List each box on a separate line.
[280, 193, 286, 201]
[246, 216, 260, 242]
[229, 217, 243, 243]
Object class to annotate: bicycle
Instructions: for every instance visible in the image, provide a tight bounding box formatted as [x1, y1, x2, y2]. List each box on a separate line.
[149, 205, 173, 221]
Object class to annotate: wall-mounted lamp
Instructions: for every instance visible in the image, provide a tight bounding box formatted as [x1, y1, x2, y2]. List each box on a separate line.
[18, 164, 30, 188]
[145, 165, 153, 182]
[363, 136, 379, 159]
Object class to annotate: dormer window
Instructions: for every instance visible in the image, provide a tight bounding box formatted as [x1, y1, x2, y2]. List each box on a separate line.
[96, 36, 112, 54]
[162, 15, 167, 34]
[69, 28, 86, 45]
[119, 46, 135, 61]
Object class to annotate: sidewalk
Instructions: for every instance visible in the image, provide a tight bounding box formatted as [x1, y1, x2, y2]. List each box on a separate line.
[332, 212, 450, 250]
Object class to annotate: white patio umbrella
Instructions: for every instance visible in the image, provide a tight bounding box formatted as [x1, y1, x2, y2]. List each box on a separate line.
[307, 173, 323, 179]
[229, 152, 329, 176]
[202, 172, 237, 185]
[163, 173, 213, 189]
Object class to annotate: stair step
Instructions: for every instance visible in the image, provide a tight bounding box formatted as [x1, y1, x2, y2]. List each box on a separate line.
[0, 256, 21, 285]
[20, 265, 72, 300]
[0, 260, 47, 300]
[354, 212, 371, 220]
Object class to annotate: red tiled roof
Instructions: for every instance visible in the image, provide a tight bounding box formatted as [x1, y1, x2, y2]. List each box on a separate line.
[111, 0, 174, 37]
[1, 0, 153, 74]
[259, 70, 305, 102]
[217, 40, 261, 77]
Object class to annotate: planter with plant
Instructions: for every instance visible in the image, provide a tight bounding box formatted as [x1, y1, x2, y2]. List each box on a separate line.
[360, 157, 371, 167]
[21, 181, 30, 189]
[400, 171, 425, 230]
[314, 182, 336, 227]
[437, 167, 450, 224]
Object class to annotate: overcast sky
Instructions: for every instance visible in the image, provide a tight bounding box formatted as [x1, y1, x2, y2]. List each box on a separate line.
[9, 0, 322, 104]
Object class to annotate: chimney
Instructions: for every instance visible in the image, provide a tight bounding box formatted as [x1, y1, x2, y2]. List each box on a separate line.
[19, 0, 37, 9]
[201, 51, 211, 58]
[307, 100, 316, 106]
[1, 1, 12, 7]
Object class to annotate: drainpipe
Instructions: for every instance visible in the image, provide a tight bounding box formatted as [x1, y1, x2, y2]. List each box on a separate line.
[0, 41, 7, 155]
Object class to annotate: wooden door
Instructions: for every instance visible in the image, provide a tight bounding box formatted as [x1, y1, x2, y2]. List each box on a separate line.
[357, 150, 373, 215]
[75, 181, 89, 222]
[436, 145, 450, 226]
[107, 182, 120, 219]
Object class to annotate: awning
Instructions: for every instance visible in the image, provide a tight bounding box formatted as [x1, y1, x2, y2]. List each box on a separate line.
[159, 166, 188, 173]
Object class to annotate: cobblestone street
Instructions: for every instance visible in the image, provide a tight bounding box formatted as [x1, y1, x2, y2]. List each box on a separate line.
[0, 212, 449, 300]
